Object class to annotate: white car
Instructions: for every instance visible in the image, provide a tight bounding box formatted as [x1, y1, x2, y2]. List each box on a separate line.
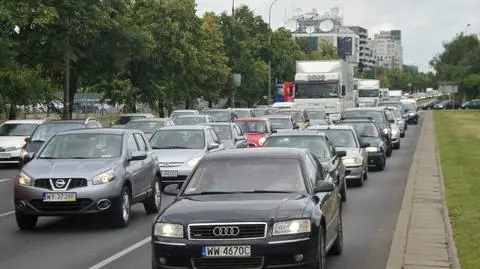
[0, 120, 45, 164]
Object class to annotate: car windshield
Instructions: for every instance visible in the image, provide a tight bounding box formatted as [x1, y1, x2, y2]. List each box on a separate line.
[233, 110, 250, 118]
[390, 109, 402, 118]
[263, 136, 331, 160]
[269, 118, 293, 130]
[30, 123, 85, 142]
[314, 129, 357, 148]
[125, 120, 166, 133]
[342, 111, 386, 125]
[116, 116, 145, 125]
[402, 102, 415, 111]
[0, 123, 38, 136]
[38, 133, 122, 159]
[295, 83, 339, 98]
[358, 89, 380, 97]
[183, 158, 306, 195]
[276, 110, 303, 123]
[170, 111, 196, 118]
[385, 111, 395, 122]
[236, 121, 268, 133]
[202, 110, 230, 122]
[173, 116, 206, 125]
[211, 125, 232, 140]
[150, 130, 205, 149]
[306, 110, 326, 119]
[340, 122, 379, 137]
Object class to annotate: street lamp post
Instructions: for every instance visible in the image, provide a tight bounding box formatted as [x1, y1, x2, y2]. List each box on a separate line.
[267, 0, 280, 105]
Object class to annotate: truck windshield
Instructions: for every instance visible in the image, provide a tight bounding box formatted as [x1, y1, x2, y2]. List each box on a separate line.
[295, 83, 339, 98]
[359, 89, 380, 97]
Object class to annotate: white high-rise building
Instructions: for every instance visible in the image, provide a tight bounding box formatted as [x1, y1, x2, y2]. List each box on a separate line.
[374, 30, 403, 69]
[348, 26, 376, 70]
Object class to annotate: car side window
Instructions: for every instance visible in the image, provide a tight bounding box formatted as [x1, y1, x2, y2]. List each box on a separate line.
[126, 134, 139, 153]
[133, 133, 148, 152]
[326, 140, 336, 157]
[304, 155, 317, 184]
[234, 125, 243, 136]
[309, 153, 326, 183]
[208, 129, 221, 143]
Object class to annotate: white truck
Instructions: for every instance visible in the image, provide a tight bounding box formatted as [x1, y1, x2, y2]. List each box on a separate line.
[356, 79, 381, 107]
[380, 88, 389, 101]
[388, 90, 403, 101]
[294, 60, 356, 120]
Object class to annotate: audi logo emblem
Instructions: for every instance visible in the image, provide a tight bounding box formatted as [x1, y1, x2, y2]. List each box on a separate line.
[213, 226, 240, 236]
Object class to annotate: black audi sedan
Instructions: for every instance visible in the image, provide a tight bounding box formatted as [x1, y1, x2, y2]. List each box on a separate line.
[152, 148, 343, 269]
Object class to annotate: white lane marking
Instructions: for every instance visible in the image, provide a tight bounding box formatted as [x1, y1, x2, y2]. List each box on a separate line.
[0, 179, 13, 183]
[0, 211, 14, 218]
[88, 236, 151, 269]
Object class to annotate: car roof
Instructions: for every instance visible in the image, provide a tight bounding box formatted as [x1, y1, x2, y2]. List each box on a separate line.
[206, 122, 233, 126]
[120, 113, 154, 117]
[40, 119, 90, 124]
[309, 125, 355, 131]
[343, 107, 384, 112]
[204, 147, 309, 161]
[57, 128, 129, 135]
[235, 117, 267, 122]
[269, 130, 327, 137]
[3, 119, 44, 124]
[158, 125, 207, 131]
[127, 118, 168, 122]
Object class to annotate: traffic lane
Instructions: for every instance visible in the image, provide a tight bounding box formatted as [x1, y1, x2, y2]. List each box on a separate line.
[327, 120, 421, 269]
[0, 193, 176, 269]
[0, 166, 19, 214]
[92, 122, 422, 269]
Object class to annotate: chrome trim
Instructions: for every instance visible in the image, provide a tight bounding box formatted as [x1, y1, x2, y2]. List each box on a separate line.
[49, 178, 72, 191]
[154, 241, 186, 246]
[188, 222, 267, 241]
[268, 237, 310, 245]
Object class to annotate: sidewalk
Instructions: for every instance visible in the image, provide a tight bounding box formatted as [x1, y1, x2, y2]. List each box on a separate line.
[386, 111, 460, 269]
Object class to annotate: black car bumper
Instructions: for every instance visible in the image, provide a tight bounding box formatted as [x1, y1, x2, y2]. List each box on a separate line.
[367, 152, 384, 166]
[406, 114, 419, 123]
[152, 236, 318, 269]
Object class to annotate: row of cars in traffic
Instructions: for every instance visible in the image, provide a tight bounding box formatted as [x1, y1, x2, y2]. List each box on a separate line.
[2, 100, 420, 269]
[420, 98, 480, 110]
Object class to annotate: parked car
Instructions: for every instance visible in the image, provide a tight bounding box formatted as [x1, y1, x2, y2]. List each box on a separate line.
[263, 131, 348, 201]
[14, 128, 161, 229]
[234, 118, 276, 147]
[433, 100, 462, 110]
[205, 122, 248, 149]
[308, 125, 369, 186]
[153, 148, 343, 269]
[461, 99, 480, 109]
[0, 119, 45, 165]
[419, 99, 442, 110]
[149, 125, 225, 191]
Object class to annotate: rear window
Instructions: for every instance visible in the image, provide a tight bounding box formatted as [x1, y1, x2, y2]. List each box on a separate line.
[341, 111, 386, 125]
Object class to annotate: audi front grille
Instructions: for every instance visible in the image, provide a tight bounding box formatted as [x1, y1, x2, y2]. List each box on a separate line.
[188, 222, 267, 240]
[191, 257, 263, 269]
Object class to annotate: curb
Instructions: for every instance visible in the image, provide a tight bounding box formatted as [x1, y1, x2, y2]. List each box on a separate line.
[433, 113, 461, 269]
[385, 114, 424, 269]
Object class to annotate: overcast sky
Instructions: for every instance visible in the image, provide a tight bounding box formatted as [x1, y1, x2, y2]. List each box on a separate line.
[197, 0, 479, 72]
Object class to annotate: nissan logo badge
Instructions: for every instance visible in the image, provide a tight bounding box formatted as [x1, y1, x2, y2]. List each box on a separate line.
[55, 179, 66, 188]
[212, 226, 240, 236]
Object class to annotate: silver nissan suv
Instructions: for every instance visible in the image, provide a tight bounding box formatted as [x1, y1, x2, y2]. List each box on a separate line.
[14, 128, 161, 230]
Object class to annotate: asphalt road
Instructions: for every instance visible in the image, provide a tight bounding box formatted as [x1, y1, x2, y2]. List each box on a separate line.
[0, 120, 421, 269]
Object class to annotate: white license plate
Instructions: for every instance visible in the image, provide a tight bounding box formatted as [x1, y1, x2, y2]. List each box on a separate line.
[202, 246, 251, 257]
[42, 192, 77, 202]
[0, 153, 11, 159]
[161, 170, 178, 177]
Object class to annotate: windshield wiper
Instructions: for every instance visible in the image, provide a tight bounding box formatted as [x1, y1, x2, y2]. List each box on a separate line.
[152, 146, 192, 149]
[37, 156, 54, 159]
[30, 139, 45, 142]
[361, 135, 377, 138]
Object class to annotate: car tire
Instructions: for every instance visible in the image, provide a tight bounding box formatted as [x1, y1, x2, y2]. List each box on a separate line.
[386, 144, 393, 157]
[329, 212, 343, 255]
[394, 142, 400, 150]
[340, 180, 347, 202]
[309, 227, 327, 269]
[15, 212, 37, 230]
[377, 158, 385, 171]
[144, 176, 161, 214]
[400, 132, 405, 138]
[111, 186, 131, 228]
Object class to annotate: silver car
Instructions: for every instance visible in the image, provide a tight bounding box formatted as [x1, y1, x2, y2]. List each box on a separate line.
[385, 109, 401, 149]
[308, 125, 369, 186]
[149, 125, 225, 191]
[383, 107, 406, 137]
[0, 119, 45, 165]
[169, 110, 199, 120]
[206, 122, 248, 149]
[14, 128, 161, 230]
[172, 115, 214, 125]
[124, 118, 173, 140]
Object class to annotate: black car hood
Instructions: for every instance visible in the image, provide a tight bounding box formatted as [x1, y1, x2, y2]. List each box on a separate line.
[160, 193, 309, 224]
[360, 136, 382, 147]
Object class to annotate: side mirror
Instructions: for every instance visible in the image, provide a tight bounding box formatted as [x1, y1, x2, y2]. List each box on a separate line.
[314, 181, 335, 193]
[361, 142, 370, 148]
[129, 151, 147, 161]
[163, 184, 180, 196]
[388, 119, 395, 123]
[207, 143, 220, 150]
[293, 124, 299, 129]
[24, 137, 30, 143]
[336, 151, 347, 158]
[23, 152, 35, 164]
[271, 129, 277, 134]
[235, 135, 246, 142]
[341, 85, 346, 96]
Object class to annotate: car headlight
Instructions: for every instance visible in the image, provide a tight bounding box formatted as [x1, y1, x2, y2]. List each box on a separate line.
[258, 137, 267, 146]
[17, 172, 32, 186]
[391, 128, 398, 135]
[186, 157, 201, 167]
[382, 128, 388, 135]
[366, 147, 381, 153]
[273, 219, 311, 235]
[342, 157, 362, 165]
[4, 145, 22, 152]
[408, 112, 416, 116]
[92, 170, 116, 185]
[154, 223, 184, 238]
